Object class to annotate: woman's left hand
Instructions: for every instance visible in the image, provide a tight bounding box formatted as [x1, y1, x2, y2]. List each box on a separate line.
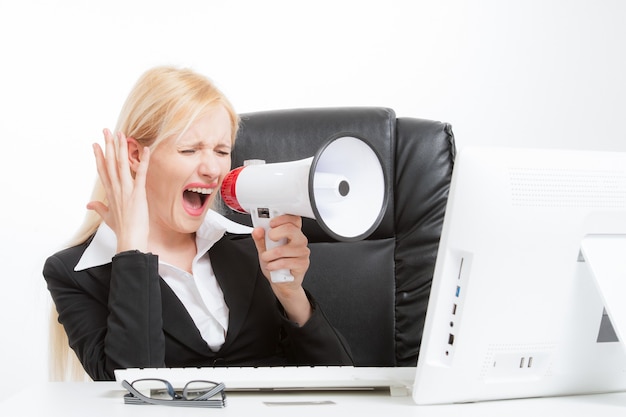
[251, 214, 312, 325]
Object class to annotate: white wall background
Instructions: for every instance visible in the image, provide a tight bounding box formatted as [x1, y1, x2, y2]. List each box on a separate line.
[0, 0, 624, 394]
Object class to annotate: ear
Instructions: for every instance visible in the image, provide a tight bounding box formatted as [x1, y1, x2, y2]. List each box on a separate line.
[126, 137, 143, 174]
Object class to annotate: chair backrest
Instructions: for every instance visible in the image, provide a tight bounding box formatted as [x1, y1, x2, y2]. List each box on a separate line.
[221, 107, 456, 366]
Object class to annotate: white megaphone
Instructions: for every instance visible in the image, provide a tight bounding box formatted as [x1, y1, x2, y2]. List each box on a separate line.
[220, 134, 387, 283]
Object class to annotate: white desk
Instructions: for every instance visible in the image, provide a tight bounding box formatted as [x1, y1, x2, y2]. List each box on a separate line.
[2, 382, 626, 416]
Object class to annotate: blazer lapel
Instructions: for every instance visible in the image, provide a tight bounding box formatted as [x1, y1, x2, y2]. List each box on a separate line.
[82, 251, 212, 357]
[77, 235, 262, 358]
[209, 235, 260, 350]
[159, 280, 214, 355]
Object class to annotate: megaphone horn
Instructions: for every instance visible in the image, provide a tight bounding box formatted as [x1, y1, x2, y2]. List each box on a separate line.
[220, 134, 387, 283]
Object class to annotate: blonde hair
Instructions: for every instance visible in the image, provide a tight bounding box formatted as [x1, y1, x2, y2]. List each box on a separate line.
[49, 66, 239, 381]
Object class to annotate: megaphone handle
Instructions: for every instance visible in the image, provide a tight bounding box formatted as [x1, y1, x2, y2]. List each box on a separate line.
[250, 207, 295, 283]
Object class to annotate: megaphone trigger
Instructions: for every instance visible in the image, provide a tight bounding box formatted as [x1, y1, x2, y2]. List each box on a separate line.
[250, 207, 294, 283]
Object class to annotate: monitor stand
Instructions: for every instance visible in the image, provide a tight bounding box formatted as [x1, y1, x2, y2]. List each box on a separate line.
[579, 234, 626, 343]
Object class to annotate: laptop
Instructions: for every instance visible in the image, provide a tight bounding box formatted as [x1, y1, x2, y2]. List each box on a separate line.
[412, 146, 626, 404]
[117, 146, 626, 404]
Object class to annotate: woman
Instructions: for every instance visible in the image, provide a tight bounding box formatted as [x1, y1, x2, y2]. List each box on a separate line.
[43, 66, 353, 381]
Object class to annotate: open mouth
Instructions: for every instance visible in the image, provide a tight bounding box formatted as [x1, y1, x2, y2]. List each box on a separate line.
[183, 187, 212, 215]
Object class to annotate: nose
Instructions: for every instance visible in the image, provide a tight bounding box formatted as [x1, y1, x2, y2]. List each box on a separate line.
[198, 153, 222, 179]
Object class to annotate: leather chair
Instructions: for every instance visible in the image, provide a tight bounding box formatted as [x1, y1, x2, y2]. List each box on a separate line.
[221, 107, 456, 366]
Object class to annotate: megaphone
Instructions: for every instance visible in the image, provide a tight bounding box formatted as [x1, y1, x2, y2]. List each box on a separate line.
[220, 134, 387, 283]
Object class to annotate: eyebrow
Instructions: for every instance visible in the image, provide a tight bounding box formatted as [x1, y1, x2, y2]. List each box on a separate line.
[177, 140, 232, 150]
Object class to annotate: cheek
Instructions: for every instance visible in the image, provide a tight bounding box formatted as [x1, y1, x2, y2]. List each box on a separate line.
[144, 161, 183, 197]
[221, 158, 233, 175]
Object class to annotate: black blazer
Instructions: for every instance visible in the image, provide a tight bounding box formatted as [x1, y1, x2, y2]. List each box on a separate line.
[44, 233, 353, 380]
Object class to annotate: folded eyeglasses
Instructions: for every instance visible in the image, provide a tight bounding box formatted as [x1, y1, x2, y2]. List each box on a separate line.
[122, 378, 227, 408]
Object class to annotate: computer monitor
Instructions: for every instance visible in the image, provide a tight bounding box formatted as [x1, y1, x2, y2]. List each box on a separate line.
[412, 146, 626, 404]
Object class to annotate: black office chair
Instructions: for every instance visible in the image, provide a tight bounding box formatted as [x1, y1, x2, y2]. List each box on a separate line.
[221, 107, 456, 366]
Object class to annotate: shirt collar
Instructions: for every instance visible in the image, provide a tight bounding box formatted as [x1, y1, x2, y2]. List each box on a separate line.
[74, 210, 252, 271]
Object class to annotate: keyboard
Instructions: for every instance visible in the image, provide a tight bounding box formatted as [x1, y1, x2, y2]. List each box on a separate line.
[115, 366, 415, 396]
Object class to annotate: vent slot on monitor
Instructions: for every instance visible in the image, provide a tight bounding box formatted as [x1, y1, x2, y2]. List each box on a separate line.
[509, 168, 626, 208]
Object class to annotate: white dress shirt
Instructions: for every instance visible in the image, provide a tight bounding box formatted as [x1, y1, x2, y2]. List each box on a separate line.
[74, 210, 252, 352]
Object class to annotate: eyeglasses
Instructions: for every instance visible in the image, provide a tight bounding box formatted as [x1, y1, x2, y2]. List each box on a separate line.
[122, 378, 227, 408]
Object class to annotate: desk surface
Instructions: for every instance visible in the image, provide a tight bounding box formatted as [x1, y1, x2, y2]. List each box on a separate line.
[2, 382, 626, 416]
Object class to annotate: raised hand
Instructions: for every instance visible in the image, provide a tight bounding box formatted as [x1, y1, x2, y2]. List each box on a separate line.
[87, 129, 151, 253]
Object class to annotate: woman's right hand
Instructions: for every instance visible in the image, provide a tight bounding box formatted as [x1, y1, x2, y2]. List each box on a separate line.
[87, 129, 151, 253]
